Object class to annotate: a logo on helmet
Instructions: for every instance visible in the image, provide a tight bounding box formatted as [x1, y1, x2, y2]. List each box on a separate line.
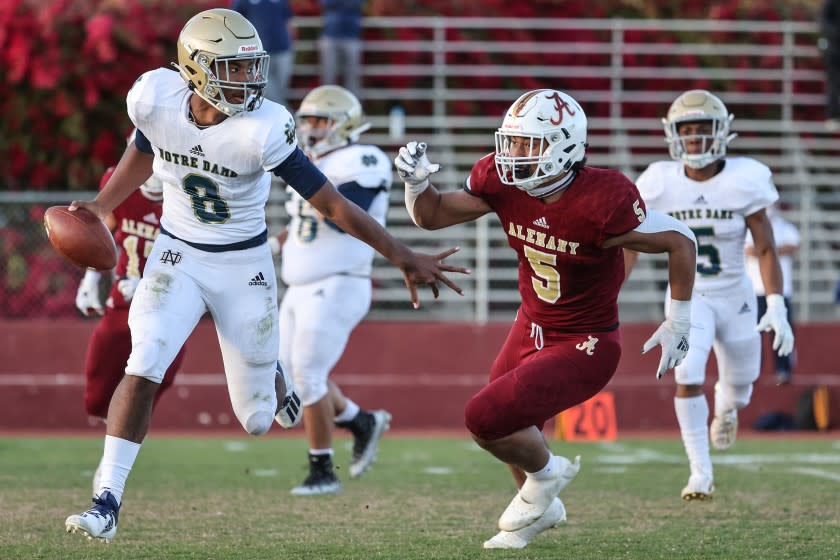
[546, 92, 576, 125]
[239, 44, 259, 53]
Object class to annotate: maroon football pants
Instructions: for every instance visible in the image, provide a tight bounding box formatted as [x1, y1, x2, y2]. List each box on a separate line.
[465, 312, 621, 440]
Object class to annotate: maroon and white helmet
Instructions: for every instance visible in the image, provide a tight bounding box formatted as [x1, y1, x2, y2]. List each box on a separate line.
[495, 89, 587, 196]
[140, 175, 163, 201]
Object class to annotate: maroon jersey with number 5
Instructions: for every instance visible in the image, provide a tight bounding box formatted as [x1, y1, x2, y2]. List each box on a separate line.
[466, 154, 646, 331]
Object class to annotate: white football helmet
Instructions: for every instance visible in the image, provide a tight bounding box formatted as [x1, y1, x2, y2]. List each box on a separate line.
[174, 8, 269, 116]
[663, 89, 737, 169]
[140, 175, 164, 201]
[295, 85, 371, 158]
[495, 89, 587, 196]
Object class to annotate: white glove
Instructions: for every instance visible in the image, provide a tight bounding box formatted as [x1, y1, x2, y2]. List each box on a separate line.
[756, 293, 794, 357]
[117, 276, 141, 302]
[394, 141, 441, 191]
[642, 299, 691, 379]
[75, 269, 103, 316]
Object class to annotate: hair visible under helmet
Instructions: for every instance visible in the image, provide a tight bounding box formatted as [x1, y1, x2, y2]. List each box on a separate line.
[494, 89, 587, 197]
[662, 89, 737, 169]
[295, 85, 371, 158]
[173, 8, 269, 116]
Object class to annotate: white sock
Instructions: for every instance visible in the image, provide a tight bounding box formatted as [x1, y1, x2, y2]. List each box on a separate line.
[335, 399, 360, 423]
[527, 454, 560, 481]
[308, 448, 334, 456]
[674, 395, 713, 481]
[97, 435, 142, 504]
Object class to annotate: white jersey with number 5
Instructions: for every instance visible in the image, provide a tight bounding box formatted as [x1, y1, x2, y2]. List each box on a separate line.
[127, 68, 298, 245]
[635, 157, 778, 293]
[281, 144, 391, 285]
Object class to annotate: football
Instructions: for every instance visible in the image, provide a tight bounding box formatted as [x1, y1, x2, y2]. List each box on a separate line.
[44, 206, 117, 270]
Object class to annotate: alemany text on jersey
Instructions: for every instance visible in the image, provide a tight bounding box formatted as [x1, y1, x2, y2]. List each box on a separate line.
[507, 221, 580, 254]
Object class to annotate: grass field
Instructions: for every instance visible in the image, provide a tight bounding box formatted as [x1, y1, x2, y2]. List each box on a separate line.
[1, 434, 839, 559]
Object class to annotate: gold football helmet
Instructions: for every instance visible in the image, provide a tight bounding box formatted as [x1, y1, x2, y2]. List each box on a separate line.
[295, 85, 371, 157]
[174, 8, 269, 116]
[663, 90, 737, 169]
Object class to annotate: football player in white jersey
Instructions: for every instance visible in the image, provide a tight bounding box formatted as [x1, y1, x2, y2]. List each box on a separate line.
[625, 90, 794, 500]
[271, 85, 393, 495]
[64, 9, 466, 542]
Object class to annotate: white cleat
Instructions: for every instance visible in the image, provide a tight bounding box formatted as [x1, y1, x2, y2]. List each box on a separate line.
[65, 490, 120, 543]
[484, 497, 566, 549]
[681, 475, 715, 501]
[349, 410, 392, 478]
[275, 362, 302, 428]
[498, 455, 581, 532]
[710, 409, 738, 451]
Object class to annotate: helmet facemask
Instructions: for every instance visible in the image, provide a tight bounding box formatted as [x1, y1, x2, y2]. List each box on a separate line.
[494, 89, 587, 197]
[189, 51, 269, 116]
[295, 85, 370, 158]
[174, 9, 270, 117]
[663, 90, 737, 169]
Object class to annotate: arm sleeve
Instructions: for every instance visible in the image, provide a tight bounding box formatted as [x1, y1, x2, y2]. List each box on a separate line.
[271, 147, 327, 200]
[134, 129, 153, 154]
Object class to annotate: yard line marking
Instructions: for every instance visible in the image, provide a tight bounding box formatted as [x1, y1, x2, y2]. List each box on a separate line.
[423, 467, 453, 475]
[594, 449, 840, 465]
[251, 469, 279, 477]
[593, 466, 628, 474]
[788, 467, 840, 482]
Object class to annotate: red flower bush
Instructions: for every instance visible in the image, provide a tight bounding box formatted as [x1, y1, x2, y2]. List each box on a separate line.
[1, 0, 215, 191]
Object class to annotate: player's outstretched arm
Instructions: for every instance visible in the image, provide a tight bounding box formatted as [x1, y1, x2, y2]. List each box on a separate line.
[746, 209, 794, 356]
[306, 180, 470, 308]
[70, 144, 154, 219]
[396, 141, 491, 229]
[604, 211, 697, 379]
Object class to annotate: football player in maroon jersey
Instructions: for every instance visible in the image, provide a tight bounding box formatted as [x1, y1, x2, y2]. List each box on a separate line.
[75, 166, 186, 493]
[396, 89, 697, 549]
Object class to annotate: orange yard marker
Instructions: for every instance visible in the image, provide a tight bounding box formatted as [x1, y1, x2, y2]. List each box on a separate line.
[555, 391, 618, 441]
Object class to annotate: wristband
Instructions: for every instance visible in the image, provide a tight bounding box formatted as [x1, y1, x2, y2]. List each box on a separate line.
[668, 298, 691, 326]
[765, 293, 786, 310]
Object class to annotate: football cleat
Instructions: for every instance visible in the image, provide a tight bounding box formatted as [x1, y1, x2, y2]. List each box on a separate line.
[710, 409, 738, 451]
[484, 497, 566, 549]
[681, 475, 715, 501]
[347, 410, 392, 478]
[275, 362, 302, 429]
[65, 490, 120, 543]
[498, 455, 580, 532]
[291, 454, 342, 496]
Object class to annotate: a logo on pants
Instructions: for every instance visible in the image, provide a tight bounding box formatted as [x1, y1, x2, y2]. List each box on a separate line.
[575, 335, 599, 356]
[249, 272, 268, 286]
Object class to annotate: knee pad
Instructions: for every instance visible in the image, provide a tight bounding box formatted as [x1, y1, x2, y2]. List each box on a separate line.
[243, 410, 274, 436]
[717, 382, 753, 411]
[674, 346, 711, 386]
[227, 360, 278, 435]
[125, 337, 173, 384]
[464, 393, 507, 441]
[294, 371, 328, 407]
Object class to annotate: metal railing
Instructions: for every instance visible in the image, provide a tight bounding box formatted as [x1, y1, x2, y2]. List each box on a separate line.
[4, 17, 839, 322]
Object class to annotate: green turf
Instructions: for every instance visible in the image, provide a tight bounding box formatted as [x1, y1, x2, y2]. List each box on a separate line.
[1, 435, 839, 559]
